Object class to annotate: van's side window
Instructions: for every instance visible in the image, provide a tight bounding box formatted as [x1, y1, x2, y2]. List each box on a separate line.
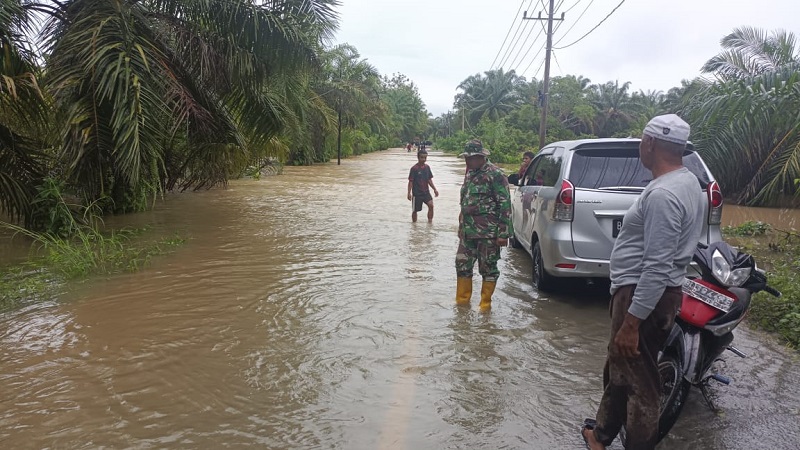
[524, 154, 562, 187]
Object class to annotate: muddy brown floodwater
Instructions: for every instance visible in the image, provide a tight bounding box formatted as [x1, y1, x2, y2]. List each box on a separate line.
[1, 149, 799, 449]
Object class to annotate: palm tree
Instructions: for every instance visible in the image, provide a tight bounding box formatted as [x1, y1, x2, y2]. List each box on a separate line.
[0, 0, 56, 226]
[701, 27, 799, 80]
[455, 69, 525, 127]
[589, 80, 634, 137]
[37, 0, 336, 209]
[317, 44, 384, 164]
[687, 27, 800, 205]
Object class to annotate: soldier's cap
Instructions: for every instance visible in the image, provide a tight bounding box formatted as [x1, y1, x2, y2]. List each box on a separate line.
[643, 114, 690, 146]
[459, 139, 490, 158]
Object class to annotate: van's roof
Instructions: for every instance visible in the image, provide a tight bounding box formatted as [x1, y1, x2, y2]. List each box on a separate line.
[546, 137, 695, 150]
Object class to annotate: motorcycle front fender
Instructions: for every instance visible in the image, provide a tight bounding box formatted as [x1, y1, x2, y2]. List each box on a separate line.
[680, 329, 703, 384]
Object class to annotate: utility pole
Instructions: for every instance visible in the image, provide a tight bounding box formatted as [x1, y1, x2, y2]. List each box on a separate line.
[524, 1, 564, 149]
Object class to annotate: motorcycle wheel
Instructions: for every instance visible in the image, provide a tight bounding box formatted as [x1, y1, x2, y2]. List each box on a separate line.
[657, 354, 691, 441]
[620, 354, 690, 446]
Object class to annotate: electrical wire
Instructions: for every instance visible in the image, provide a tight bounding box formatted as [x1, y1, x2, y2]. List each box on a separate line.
[489, 0, 527, 69]
[561, 0, 585, 15]
[552, 0, 596, 46]
[554, 0, 627, 50]
[512, 0, 564, 74]
[496, 0, 537, 69]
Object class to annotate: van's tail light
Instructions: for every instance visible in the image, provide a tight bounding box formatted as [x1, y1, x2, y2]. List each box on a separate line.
[554, 179, 574, 221]
[707, 181, 723, 225]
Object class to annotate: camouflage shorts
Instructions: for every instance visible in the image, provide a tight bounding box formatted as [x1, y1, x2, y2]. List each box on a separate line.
[455, 238, 501, 281]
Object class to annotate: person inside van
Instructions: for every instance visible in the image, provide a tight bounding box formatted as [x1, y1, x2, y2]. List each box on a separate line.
[508, 151, 536, 186]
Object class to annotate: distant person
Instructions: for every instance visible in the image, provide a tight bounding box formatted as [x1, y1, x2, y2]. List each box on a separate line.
[581, 114, 705, 450]
[455, 139, 512, 310]
[407, 149, 439, 222]
[406, 142, 412, 152]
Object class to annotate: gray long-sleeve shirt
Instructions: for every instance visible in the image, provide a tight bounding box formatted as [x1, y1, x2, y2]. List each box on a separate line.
[609, 167, 705, 319]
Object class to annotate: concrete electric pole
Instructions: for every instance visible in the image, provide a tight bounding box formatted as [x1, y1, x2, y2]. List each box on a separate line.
[524, 0, 564, 149]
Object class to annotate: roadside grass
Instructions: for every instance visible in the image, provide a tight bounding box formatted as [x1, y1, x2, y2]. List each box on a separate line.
[724, 221, 800, 349]
[0, 223, 186, 311]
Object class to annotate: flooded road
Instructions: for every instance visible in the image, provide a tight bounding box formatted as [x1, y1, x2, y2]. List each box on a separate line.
[1, 149, 798, 449]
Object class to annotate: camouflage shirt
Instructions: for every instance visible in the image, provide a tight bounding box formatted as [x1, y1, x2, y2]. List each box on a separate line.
[459, 162, 512, 239]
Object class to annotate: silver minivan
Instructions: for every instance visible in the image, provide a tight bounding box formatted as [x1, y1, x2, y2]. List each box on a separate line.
[509, 138, 723, 291]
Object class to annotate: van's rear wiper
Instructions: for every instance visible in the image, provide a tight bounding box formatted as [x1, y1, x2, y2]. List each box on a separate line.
[595, 186, 646, 192]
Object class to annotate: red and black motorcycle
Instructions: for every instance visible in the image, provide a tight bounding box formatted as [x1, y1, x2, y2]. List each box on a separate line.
[652, 241, 781, 441]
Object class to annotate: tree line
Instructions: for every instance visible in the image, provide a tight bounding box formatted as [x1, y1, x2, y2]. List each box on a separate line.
[429, 27, 800, 207]
[1, 0, 430, 233]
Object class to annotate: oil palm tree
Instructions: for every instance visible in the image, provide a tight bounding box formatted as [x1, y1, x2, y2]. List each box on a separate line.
[316, 44, 384, 164]
[38, 0, 338, 208]
[701, 27, 798, 80]
[0, 0, 56, 225]
[455, 69, 525, 127]
[685, 27, 800, 206]
[589, 80, 634, 137]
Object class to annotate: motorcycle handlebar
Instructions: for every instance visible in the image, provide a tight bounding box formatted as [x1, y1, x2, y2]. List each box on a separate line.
[764, 285, 782, 297]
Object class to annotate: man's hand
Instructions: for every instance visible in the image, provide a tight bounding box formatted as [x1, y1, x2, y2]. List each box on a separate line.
[613, 313, 641, 358]
[496, 238, 508, 247]
[407, 193, 412, 201]
[434, 189, 439, 197]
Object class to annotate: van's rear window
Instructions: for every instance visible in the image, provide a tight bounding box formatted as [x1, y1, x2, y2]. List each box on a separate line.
[569, 149, 710, 189]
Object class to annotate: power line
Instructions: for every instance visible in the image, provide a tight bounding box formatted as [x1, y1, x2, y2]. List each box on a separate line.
[554, 0, 627, 50]
[553, 0, 595, 46]
[507, 24, 545, 70]
[495, 0, 537, 69]
[562, 0, 586, 15]
[512, 0, 562, 74]
[489, 0, 527, 69]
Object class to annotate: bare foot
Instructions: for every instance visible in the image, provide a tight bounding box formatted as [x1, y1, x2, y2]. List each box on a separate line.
[582, 426, 605, 450]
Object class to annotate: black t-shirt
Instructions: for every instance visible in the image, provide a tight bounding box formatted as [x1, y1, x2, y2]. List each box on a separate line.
[408, 163, 433, 196]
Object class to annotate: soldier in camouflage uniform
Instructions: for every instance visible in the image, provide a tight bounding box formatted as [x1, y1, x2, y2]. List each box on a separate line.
[455, 139, 513, 310]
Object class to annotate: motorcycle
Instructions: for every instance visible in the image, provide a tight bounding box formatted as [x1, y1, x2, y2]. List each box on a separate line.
[651, 240, 781, 442]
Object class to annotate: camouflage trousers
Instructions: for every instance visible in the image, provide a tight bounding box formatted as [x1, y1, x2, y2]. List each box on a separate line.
[455, 238, 501, 281]
[592, 284, 682, 450]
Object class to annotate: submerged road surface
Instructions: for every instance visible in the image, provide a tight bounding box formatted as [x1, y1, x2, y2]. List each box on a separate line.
[1, 148, 798, 449]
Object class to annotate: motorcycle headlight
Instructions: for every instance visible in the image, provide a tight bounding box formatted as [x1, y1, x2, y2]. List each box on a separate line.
[711, 249, 750, 287]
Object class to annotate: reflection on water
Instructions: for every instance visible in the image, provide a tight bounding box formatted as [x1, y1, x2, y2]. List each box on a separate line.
[0, 149, 798, 449]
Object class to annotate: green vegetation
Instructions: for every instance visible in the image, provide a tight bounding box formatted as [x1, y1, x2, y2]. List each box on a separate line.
[724, 226, 800, 348]
[0, 183, 185, 310]
[430, 27, 800, 206]
[0, 224, 185, 310]
[1, 0, 429, 231]
[722, 220, 772, 236]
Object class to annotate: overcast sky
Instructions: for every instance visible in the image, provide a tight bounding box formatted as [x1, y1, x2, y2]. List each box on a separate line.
[332, 0, 800, 117]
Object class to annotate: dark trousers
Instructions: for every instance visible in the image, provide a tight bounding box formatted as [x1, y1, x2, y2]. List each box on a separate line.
[593, 284, 682, 450]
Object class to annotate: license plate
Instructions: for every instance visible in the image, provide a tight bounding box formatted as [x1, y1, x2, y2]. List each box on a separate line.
[682, 279, 734, 312]
[612, 218, 623, 238]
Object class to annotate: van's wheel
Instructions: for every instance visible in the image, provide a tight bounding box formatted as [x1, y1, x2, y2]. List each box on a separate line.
[532, 241, 556, 292]
[509, 233, 523, 249]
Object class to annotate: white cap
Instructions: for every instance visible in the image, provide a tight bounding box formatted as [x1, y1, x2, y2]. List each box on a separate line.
[643, 114, 690, 146]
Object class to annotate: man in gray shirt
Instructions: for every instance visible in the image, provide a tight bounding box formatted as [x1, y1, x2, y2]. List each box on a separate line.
[582, 114, 704, 450]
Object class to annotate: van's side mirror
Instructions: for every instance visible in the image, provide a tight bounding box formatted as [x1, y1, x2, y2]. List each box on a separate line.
[507, 174, 520, 186]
